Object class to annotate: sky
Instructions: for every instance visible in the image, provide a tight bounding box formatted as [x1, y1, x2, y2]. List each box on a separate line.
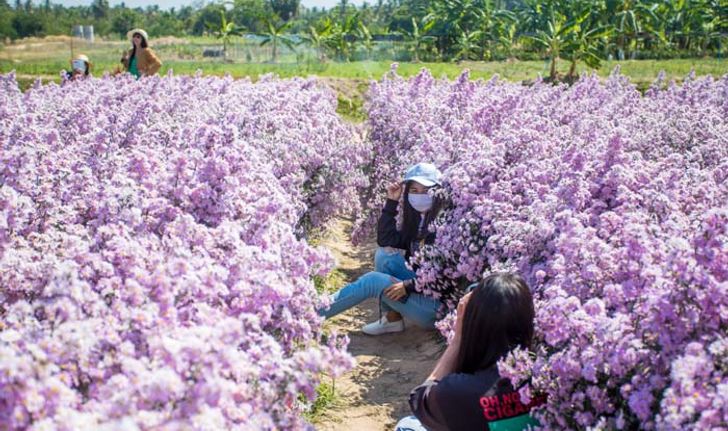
[53, 0, 367, 10]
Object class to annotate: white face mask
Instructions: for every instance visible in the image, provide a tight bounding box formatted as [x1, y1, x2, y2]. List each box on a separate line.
[72, 59, 86, 72]
[408, 193, 433, 213]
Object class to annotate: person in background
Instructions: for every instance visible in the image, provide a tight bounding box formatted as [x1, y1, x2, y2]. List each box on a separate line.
[120, 28, 162, 78]
[398, 273, 546, 431]
[65, 54, 91, 80]
[320, 162, 448, 335]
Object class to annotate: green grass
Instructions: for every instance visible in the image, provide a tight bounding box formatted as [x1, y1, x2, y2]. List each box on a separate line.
[303, 376, 338, 423]
[313, 268, 347, 295]
[3, 56, 725, 83]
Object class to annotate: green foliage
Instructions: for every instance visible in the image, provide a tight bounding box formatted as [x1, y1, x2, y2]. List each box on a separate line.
[313, 268, 346, 295]
[302, 376, 338, 423]
[0, 0, 725, 79]
[231, 0, 274, 34]
[213, 10, 244, 58]
[111, 8, 144, 37]
[269, 0, 300, 22]
[259, 18, 297, 62]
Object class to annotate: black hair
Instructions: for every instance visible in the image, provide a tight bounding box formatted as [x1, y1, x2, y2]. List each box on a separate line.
[454, 273, 535, 374]
[401, 180, 444, 241]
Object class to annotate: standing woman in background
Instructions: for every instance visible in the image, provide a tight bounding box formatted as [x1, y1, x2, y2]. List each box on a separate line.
[121, 29, 162, 78]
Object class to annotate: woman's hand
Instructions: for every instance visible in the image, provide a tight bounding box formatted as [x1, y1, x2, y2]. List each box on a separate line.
[384, 281, 407, 301]
[453, 291, 473, 344]
[386, 181, 403, 201]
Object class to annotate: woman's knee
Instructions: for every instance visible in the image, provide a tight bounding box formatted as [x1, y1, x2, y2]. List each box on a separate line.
[356, 271, 395, 296]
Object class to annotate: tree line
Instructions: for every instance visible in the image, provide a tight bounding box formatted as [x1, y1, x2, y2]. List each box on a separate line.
[1, 0, 726, 79]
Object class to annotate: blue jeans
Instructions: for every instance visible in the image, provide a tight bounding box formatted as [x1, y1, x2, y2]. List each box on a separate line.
[319, 248, 440, 329]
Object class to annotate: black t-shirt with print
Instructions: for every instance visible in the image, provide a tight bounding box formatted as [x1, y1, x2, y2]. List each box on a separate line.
[409, 365, 545, 431]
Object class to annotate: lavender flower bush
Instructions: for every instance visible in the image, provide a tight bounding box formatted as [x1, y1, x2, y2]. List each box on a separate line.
[362, 66, 727, 429]
[0, 72, 364, 429]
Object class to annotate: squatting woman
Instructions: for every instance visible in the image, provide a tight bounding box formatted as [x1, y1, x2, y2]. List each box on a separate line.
[320, 162, 448, 335]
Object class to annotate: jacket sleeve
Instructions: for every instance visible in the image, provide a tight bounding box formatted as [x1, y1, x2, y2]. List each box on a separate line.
[143, 49, 162, 76]
[376, 199, 409, 250]
[409, 380, 449, 431]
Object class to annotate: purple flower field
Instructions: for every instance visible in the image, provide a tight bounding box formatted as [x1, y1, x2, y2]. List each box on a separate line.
[362, 66, 727, 430]
[0, 72, 366, 429]
[1, 67, 726, 430]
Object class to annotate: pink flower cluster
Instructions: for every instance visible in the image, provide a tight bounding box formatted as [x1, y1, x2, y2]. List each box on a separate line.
[363, 66, 728, 429]
[0, 72, 363, 429]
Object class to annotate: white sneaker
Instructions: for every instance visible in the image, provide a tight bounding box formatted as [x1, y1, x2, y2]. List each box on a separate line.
[362, 316, 405, 335]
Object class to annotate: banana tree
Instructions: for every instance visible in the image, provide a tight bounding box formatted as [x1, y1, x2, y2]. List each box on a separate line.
[605, 0, 662, 59]
[326, 12, 364, 61]
[562, 23, 612, 80]
[425, 0, 486, 60]
[526, 7, 570, 81]
[453, 24, 483, 61]
[665, 0, 721, 53]
[304, 22, 333, 62]
[213, 10, 243, 59]
[397, 17, 436, 62]
[357, 19, 374, 60]
[259, 19, 297, 63]
[492, 9, 518, 59]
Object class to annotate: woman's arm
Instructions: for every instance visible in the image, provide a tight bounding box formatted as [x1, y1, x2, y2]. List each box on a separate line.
[408, 340, 462, 431]
[377, 180, 410, 249]
[428, 339, 460, 380]
[376, 198, 409, 249]
[409, 293, 472, 430]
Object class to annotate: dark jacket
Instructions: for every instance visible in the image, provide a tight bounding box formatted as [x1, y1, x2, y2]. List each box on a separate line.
[376, 198, 436, 294]
[410, 366, 546, 431]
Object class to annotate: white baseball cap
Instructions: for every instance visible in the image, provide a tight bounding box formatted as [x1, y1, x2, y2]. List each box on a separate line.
[403, 162, 443, 187]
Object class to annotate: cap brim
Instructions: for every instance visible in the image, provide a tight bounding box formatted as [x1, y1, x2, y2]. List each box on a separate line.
[405, 176, 438, 187]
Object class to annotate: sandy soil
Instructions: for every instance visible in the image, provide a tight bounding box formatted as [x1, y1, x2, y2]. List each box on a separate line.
[315, 219, 443, 431]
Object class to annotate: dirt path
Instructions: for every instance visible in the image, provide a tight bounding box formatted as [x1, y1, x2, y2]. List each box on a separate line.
[315, 219, 442, 431]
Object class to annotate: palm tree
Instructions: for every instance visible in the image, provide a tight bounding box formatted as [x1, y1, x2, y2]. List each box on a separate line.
[259, 19, 297, 63]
